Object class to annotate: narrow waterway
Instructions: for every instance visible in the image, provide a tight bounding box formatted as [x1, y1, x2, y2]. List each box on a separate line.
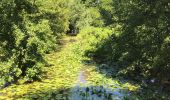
[0, 36, 136, 100]
[77, 71, 87, 85]
[68, 68, 129, 100]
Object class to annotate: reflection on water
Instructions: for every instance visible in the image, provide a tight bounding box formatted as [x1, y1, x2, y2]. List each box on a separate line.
[69, 86, 127, 100]
[77, 71, 86, 84]
[67, 70, 129, 100]
[27, 71, 130, 100]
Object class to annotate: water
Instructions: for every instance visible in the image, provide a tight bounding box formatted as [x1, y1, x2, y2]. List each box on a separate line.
[69, 86, 127, 100]
[77, 71, 86, 85]
[68, 71, 127, 100]
[27, 70, 129, 100]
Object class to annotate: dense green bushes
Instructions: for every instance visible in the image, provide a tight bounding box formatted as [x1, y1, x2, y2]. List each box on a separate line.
[0, 0, 70, 86]
[68, 0, 103, 34]
[87, 0, 170, 80]
[78, 26, 112, 54]
[0, 0, 104, 87]
[0, 0, 169, 89]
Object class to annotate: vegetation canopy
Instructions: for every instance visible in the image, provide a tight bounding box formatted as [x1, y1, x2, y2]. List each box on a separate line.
[0, 0, 169, 99]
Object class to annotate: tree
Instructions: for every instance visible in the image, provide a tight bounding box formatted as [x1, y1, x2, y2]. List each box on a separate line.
[0, 0, 70, 86]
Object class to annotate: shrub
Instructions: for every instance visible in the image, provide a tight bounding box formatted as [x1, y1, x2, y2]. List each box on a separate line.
[0, 0, 70, 86]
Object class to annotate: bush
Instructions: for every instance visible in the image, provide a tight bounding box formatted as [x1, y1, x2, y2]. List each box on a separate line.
[77, 26, 112, 59]
[0, 0, 70, 86]
[90, 0, 170, 80]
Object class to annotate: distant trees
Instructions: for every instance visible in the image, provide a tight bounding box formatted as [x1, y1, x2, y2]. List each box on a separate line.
[67, 0, 103, 35]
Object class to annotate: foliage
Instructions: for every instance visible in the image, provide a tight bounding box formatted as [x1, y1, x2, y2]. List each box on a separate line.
[0, 0, 70, 86]
[91, 0, 170, 80]
[68, 0, 104, 33]
[0, 0, 169, 99]
[0, 36, 139, 100]
[77, 26, 112, 57]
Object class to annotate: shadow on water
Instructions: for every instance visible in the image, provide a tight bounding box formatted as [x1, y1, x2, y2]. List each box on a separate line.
[81, 59, 121, 81]
[82, 52, 170, 99]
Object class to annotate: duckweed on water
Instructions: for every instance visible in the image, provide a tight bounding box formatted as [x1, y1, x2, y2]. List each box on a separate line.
[0, 36, 139, 100]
